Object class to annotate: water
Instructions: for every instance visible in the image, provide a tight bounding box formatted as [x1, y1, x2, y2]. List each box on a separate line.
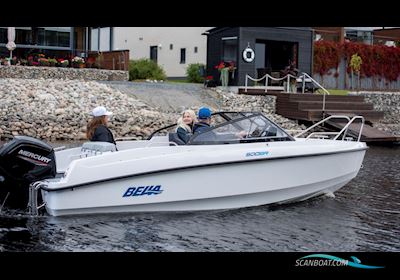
[0, 146, 399, 252]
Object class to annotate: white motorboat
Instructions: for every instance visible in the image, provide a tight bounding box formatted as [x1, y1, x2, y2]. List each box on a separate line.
[0, 112, 367, 216]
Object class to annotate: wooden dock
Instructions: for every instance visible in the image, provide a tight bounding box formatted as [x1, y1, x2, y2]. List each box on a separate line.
[274, 93, 384, 123]
[325, 120, 400, 144]
[238, 88, 399, 144]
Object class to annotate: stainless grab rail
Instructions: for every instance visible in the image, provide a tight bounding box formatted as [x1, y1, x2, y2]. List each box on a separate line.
[295, 115, 365, 142]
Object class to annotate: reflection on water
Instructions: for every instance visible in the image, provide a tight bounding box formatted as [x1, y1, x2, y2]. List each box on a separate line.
[0, 146, 399, 252]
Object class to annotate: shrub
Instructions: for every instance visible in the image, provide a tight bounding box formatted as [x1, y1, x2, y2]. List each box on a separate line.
[128, 59, 166, 81]
[186, 63, 205, 83]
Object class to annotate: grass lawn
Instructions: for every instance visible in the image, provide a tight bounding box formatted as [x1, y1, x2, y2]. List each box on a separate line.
[166, 79, 189, 83]
[315, 88, 349, 95]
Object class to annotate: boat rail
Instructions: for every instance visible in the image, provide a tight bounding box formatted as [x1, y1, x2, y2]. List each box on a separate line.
[28, 181, 47, 216]
[294, 115, 365, 142]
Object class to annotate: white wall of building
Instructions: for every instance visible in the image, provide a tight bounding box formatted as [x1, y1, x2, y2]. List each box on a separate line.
[90, 27, 111, 51]
[112, 27, 210, 77]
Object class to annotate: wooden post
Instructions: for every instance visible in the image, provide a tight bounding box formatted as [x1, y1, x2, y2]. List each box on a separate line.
[339, 27, 345, 43]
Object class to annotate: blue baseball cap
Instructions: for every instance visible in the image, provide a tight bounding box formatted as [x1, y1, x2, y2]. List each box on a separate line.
[198, 107, 212, 119]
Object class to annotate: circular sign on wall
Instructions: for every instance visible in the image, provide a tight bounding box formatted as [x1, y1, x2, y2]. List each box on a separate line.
[242, 46, 255, 63]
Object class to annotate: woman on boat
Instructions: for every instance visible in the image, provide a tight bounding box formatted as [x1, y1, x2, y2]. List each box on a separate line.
[176, 109, 197, 144]
[86, 106, 116, 145]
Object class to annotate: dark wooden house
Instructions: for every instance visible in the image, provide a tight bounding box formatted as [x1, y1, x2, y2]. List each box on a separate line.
[204, 27, 314, 86]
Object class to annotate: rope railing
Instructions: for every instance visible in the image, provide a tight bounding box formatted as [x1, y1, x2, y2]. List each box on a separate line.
[244, 73, 298, 93]
[245, 72, 332, 116]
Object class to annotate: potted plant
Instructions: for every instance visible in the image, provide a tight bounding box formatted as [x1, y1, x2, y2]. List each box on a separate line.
[48, 58, 57, 67]
[11, 56, 18, 65]
[85, 56, 96, 68]
[20, 59, 28, 66]
[38, 57, 49, 67]
[72, 56, 85, 68]
[60, 59, 69, 67]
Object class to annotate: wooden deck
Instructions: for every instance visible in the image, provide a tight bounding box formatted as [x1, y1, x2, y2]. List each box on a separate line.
[325, 120, 400, 143]
[238, 88, 398, 144]
[274, 93, 384, 123]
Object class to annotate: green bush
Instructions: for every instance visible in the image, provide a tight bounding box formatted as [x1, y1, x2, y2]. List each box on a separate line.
[186, 63, 205, 83]
[128, 59, 166, 81]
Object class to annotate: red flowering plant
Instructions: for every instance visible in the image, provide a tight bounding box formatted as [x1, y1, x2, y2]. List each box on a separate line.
[85, 56, 96, 68]
[27, 55, 35, 66]
[215, 61, 236, 72]
[215, 61, 226, 71]
[57, 58, 69, 67]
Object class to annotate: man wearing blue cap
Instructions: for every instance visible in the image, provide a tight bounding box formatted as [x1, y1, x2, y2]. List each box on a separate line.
[192, 107, 247, 142]
[193, 107, 213, 134]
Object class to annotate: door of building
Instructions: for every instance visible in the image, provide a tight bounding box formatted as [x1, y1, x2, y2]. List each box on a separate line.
[150, 46, 158, 63]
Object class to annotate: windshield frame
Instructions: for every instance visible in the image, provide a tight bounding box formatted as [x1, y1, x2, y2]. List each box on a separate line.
[187, 112, 295, 145]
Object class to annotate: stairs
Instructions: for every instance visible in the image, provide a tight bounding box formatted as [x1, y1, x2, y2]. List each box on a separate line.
[275, 93, 384, 123]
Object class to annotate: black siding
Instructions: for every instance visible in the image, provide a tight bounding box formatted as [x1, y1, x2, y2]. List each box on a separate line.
[207, 27, 313, 86]
[206, 27, 239, 85]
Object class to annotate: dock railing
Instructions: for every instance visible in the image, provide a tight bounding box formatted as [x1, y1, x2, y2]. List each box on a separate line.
[245, 72, 331, 116]
[244, 73, 297, 93]
[298, 72, 331, 115]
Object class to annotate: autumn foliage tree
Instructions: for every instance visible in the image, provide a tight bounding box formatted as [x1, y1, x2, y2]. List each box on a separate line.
[314, 41, 400, 81]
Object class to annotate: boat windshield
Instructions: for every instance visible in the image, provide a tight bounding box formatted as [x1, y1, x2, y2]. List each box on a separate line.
[188, 113, 294, 145]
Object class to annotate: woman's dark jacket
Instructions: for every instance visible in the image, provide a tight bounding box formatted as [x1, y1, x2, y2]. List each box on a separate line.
[90, 125, 116, 145]
[176, 126, 192, 144]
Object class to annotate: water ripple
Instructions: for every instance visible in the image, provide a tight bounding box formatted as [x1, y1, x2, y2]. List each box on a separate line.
[0, 146, 399, 251]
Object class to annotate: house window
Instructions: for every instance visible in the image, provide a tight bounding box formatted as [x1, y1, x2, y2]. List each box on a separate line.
[194, 46, 198, 53]
[222, 38, 237, 64]
[170, 44, 173, 50]
[180, 48, 186, 64]
[0, 27, 71, 48]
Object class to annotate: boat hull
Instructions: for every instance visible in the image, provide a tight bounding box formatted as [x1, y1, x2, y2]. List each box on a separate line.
[42, 148, 365, 216]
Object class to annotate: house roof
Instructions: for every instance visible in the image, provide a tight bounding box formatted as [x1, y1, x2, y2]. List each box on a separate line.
[205, 27, 313, 35]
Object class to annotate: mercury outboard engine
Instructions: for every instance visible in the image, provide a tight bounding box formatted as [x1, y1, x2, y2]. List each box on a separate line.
[0, 136, 56, 209]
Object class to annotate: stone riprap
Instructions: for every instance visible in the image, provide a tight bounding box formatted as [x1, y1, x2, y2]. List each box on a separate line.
[350, 91, 400, 136]
[0, 78, 176, 140]
[0, 65, 128, 81]
[217, 89, 307, 132]
[0, 79, 308, 141]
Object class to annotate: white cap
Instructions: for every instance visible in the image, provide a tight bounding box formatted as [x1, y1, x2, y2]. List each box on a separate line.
[91, 106, 113, 117]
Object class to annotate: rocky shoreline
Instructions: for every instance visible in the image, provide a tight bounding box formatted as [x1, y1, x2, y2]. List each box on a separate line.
[0, 78, 177, 141]
[0, 78, 398, 142]
[0, 79, 307, 141]
[351, 91, 400, 136]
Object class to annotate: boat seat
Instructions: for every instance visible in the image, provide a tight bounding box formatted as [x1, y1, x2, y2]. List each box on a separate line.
[168, 133, 186, 146]
[81, 141, 117, 154]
